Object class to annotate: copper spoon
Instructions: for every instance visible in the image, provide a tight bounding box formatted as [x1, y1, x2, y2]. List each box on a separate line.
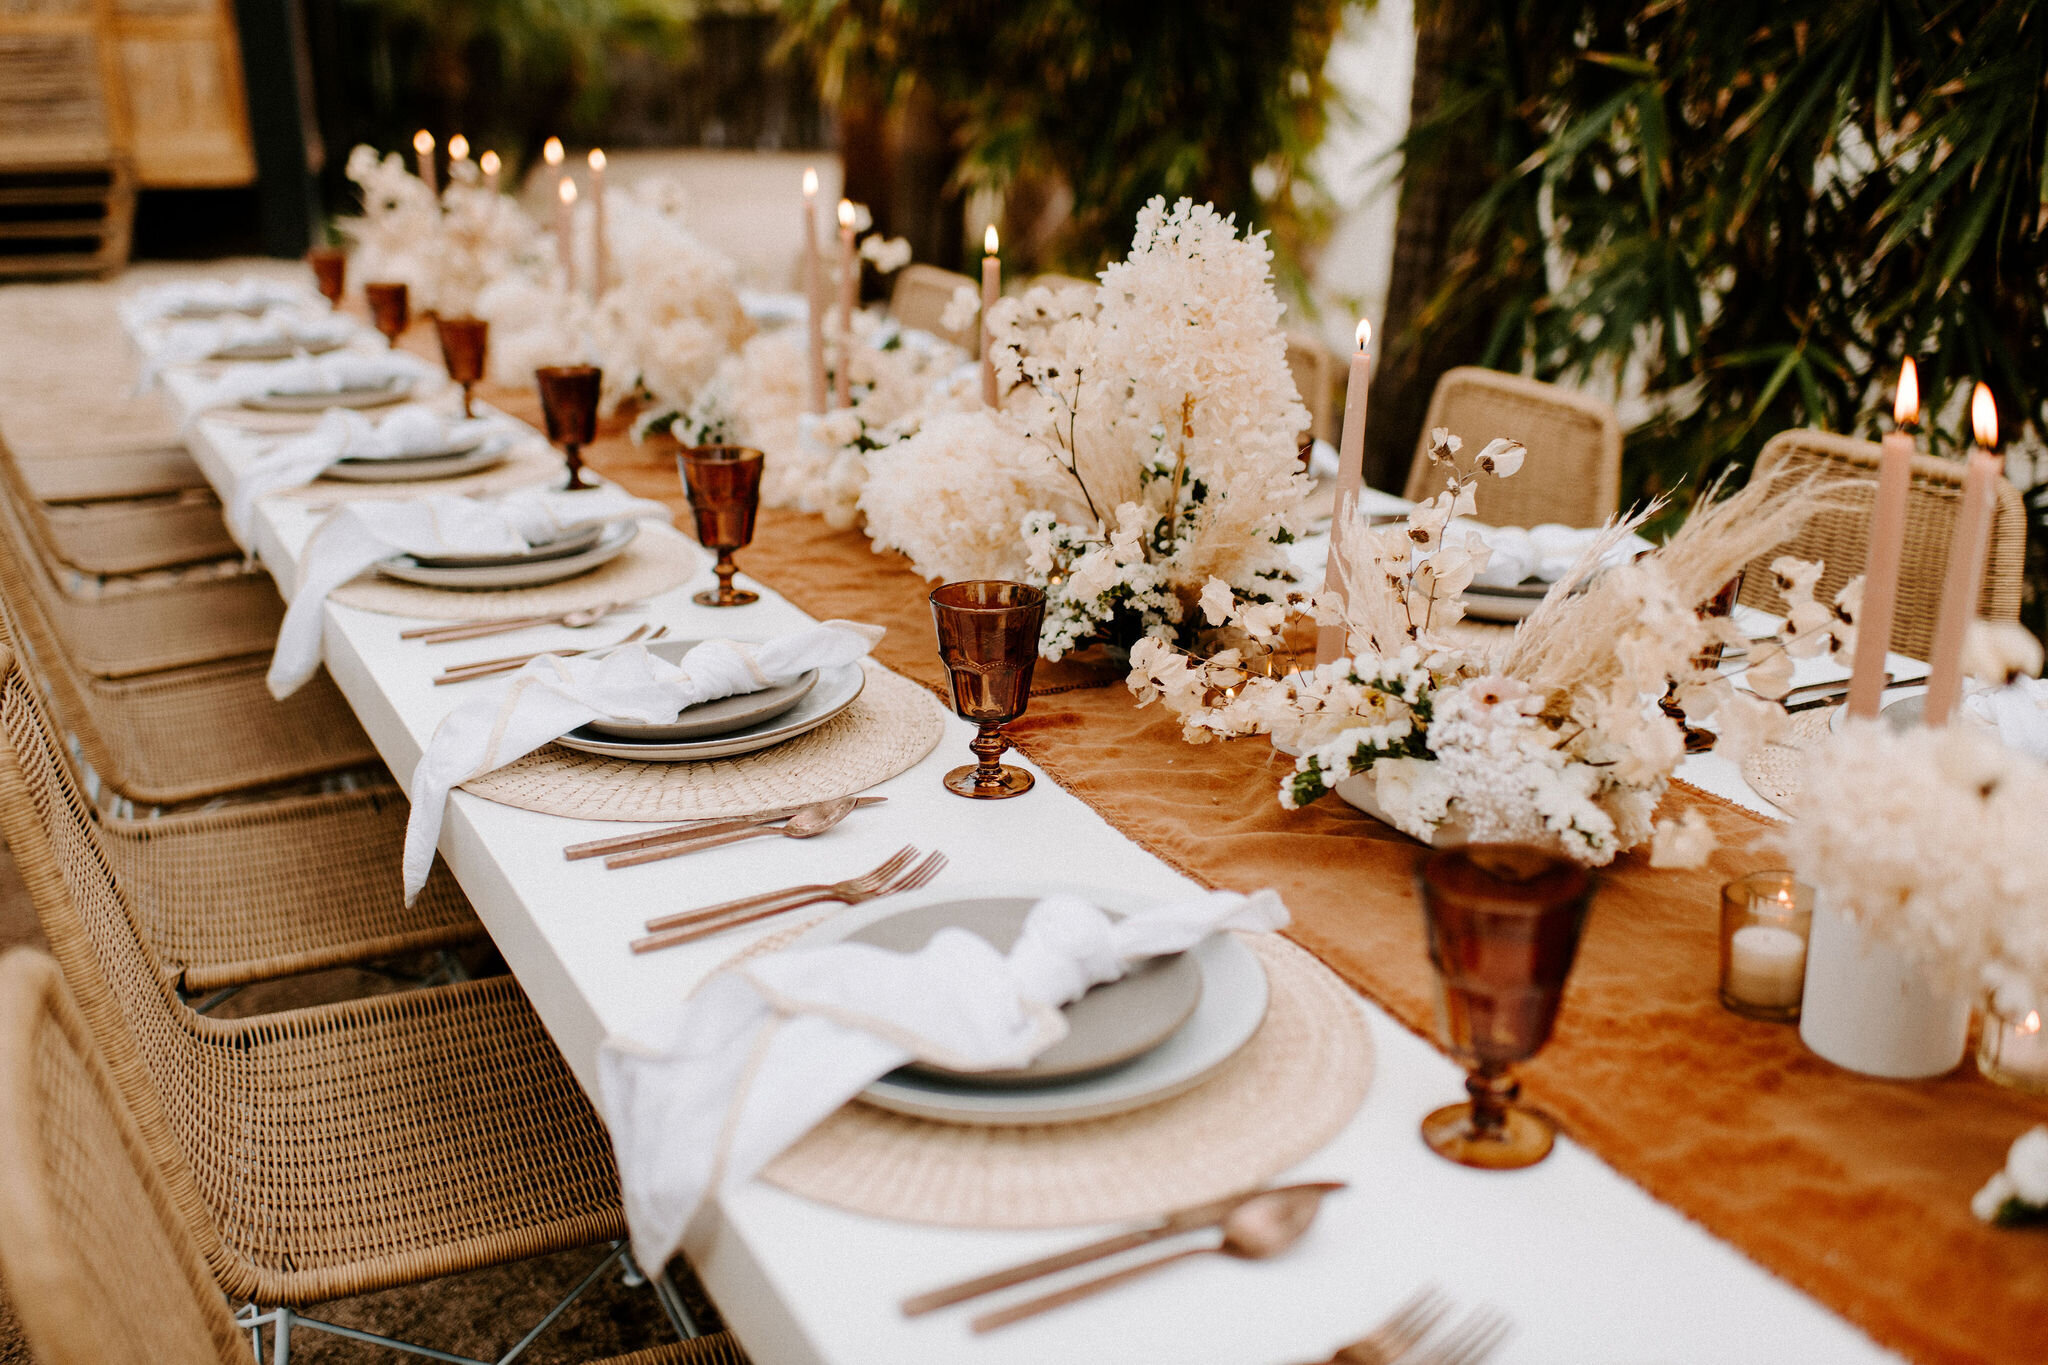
[970, 1183, 1343, 1333]
[605, 796, 864, 869]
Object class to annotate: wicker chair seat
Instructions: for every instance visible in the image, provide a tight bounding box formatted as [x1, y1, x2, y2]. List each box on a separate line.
[42, 488, 239, 575]
[1402, 366, 1622, 528]
[12, 440, 210, 502]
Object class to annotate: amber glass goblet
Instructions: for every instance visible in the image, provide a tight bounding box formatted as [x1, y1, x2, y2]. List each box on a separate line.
[363, 281, 410, 345]
[435, 315, 489, 417]
[306, 246, 346, 309]
[1416, 844, 1595, 1170]
[679, 445, 764, 607]
[929, 581, 1045, 799]
[535, 365, 601, 490]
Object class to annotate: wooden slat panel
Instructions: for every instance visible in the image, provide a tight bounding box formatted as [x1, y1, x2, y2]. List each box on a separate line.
[0, 31, 113, 164]
[111, 3, 252, 187]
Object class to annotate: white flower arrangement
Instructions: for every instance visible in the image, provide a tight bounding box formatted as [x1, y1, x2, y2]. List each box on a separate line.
[1973, 1126, 2048, 1227]
[338, 146, 543, 317]
[1126, 457, 1853, 864]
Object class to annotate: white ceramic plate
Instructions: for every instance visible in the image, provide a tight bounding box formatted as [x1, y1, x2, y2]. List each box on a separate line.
[407, 522, 603, 568]
[1460, 581, 1553, 623]
[321, 444, 505, 484]
[210, 335, 346, 362]
[790, 881, 1268, 1127]
[374, 520, 637, 589]
[243, 378, 414, 412]
[553, 659, 864, 762]
[582, 642, 819, 741]
[1828, 686, 1933, 736]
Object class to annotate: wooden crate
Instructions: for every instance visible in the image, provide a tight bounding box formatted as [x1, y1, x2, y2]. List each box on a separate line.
[0, 160, 134, 277]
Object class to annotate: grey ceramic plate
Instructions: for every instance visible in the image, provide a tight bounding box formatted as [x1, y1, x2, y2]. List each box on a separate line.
[406, 522, 602, 568]
[321, 445, 504, 484]
[210, 335, 345, 362]
[1828, 686, 1930, 735]
[582, 642, 819, 741]
[1460, 586, 1550, 622]
[375, 520, 636, 590]
[849, 897, 1202, 1086]
[243, 378, 414, 412]
[554, 658, 864, 762]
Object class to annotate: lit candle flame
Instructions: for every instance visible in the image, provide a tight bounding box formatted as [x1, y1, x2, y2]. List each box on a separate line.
[1972, 382, 1998, 450]
[1355, 318, 1372, 351]
[802, 167, 818, 198]
[447, 133, 469, 161]
[588, 147, 605, 172]
[1894, 356, 1919, 428]
[558, 178, 578, 205]
[542, 137, 564, 167]
[2023, 1010, 2042, 1036]
[984, 224, 999, 256]
[837, 198, 855, 230]
[479, 150, 500, 176]
[413, 129, 434, 156]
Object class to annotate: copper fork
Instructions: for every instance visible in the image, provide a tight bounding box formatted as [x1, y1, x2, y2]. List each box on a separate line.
[1319, 1286, 1452, 1364]
[434, 625, 667, 684]
[1399, 1307, 1511, 1365]
[630, 848, 948, 954]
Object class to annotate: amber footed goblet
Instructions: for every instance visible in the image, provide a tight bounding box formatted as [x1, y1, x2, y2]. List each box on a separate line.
[1416, 844, 1595, 1169]
[435, 316, 489, 418]
[679, 445, 764, 607]
[929, 581, 1045, 799]
[535, 365, 601, 490]
[306, 246, 346, 309]
[363, 281, 410, 345]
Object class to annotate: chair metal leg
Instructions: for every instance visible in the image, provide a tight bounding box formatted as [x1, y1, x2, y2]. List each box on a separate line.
[625, 1250, 703, 1341]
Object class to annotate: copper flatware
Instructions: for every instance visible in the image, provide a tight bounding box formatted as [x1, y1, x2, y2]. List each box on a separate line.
[902, 1181, 1348, 1318]
[1400, 1307, 1512, 1365]
[630, 847, 946, 954]
[433, 625, 666, 685]
[602, 797, 867, 869]
[1320, 1286, 1452, 1365]
[970, 1183, 1344, 1332]
[403, 602, 623, 642]
[562, 797, 888, 861]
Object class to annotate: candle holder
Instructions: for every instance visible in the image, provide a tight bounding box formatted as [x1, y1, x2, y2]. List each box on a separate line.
[1978, 1000, 2048, 1094]
[1718, 870, 1813, 1023]
[535, 365, 601, 490]
[364, 281, 410, 345]
[929, 581, 1045, 799]
[678, 445, 764, 607]
[1660, 570, 1745, 753]
[435, 316, 489, 418]
[1416, 844, 1595, 1170]
[306, 246, 346, 309]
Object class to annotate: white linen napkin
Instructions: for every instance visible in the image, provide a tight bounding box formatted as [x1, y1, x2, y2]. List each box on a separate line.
[1965, 679, 2048, 761]
[225, 406, 504, 538]
[118, 275, 320, 330]
[180, 350, 437, 417]
[596, 887, 1289, 1269]
[1452, 520, 1654, 588]
[136, 309, 359, 385]
[268, 485, 674, 700]
[399, 622, 884, 902]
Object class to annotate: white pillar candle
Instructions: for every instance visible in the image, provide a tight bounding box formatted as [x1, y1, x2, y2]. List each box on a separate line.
[1924, 384, 2001, 725]
[479, 150, 501, 194]
[413, 129, 437, 193]
[835, 198, 857, 410]
[1847, 359, 1918, 718]
[587, 149, 609, 301]
[556, 177, 578, 296]
[803, 168, 825, 414]
[1727, 924, 1808, 1009]
[1316, 319, 1372, 663]
[981, 224, 1000, 407]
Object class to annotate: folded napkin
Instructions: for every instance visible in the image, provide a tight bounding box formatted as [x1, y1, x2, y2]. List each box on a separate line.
[1452, 520, 1654, 589]
[119, 275, 319, 330]
[181, 350, 436, 417]
[1965, 679, 2048, 761]
[137, 309, 359, 385]
[597, 887, 1289, 1268]
[269, 485, 673, 700]
[226, 406, 503, 537]
[400, 622, 883, 901]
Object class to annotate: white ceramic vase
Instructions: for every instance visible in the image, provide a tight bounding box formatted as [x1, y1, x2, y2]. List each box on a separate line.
[1798, 896, 1971, 1079]
[1331, 771, 1466, 849]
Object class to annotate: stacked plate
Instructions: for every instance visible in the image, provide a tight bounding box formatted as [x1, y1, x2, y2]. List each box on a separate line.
[211, 334, 347, 362]
[1460, 578, 1553, 622]
[377, 521, 638, 590]
[796, 889, 1270, 1126]
[323, 437, 507, 484]
[555, 638, 864, 762]
[244, 376, 414, 412]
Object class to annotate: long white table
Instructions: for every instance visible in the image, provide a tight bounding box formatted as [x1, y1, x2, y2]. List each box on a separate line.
[165, 370, 1902, 1365]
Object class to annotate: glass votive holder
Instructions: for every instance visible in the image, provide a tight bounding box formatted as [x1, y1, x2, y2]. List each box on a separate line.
[1718, 870, 1814, 1023]
[1978, 1002, 2048, 1094]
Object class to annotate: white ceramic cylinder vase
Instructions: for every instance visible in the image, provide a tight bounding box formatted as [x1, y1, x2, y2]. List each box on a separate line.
[1798, 896, 1970, 1079]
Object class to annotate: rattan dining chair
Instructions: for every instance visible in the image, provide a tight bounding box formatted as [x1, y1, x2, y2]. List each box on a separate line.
[36, 487, 240, 576]
[1287, 332, 1339, 445]
[0, 644, 689, 1361]
[0, 948, 752, 1365]
[1402, 367, 1623, 528]
[889, 263, 979, 350]
[1736, 428, 2026, 661]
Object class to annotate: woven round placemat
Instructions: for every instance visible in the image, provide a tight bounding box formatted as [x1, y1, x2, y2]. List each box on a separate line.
[328, 521, 704, 621]
[1738, 706, 1836, 816]
[759, 933, 1373, 1229]
[458, 661, 946, 821]
[281, 442, 564, 506]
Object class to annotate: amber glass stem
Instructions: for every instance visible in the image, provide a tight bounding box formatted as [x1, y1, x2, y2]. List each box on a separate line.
[563, 443, 589, 489]
[710, 551, 741, 601]
[969, 723, 1014, 790]
[1464, 1065, 1518, 1139]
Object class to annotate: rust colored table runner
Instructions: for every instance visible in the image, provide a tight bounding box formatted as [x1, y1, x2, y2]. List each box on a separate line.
[480, 386, 2048, 1363]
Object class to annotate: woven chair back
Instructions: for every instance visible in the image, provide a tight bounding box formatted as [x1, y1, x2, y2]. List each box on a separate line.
[889, 263, 979, 350]
[1286, 332, 1338, 445]
[1736, 428, 2026, 660]
[1402, 367, 1622, 528]
[0, 949, 247, 1365]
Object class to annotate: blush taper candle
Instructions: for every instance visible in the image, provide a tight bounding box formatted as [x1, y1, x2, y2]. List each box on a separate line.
[1317, 319, 1373, 663]
[1923, 383, 2002, 725]
[1847, 358, 1918, 718]
[981, 224, 1001, 407]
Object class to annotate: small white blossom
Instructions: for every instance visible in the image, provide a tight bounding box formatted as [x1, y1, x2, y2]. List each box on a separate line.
[1474, 437, 1526, 477]
[1649, 809, 1717, 868]
[939, 284, 981, 334]
[858, 234, 913, 273]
